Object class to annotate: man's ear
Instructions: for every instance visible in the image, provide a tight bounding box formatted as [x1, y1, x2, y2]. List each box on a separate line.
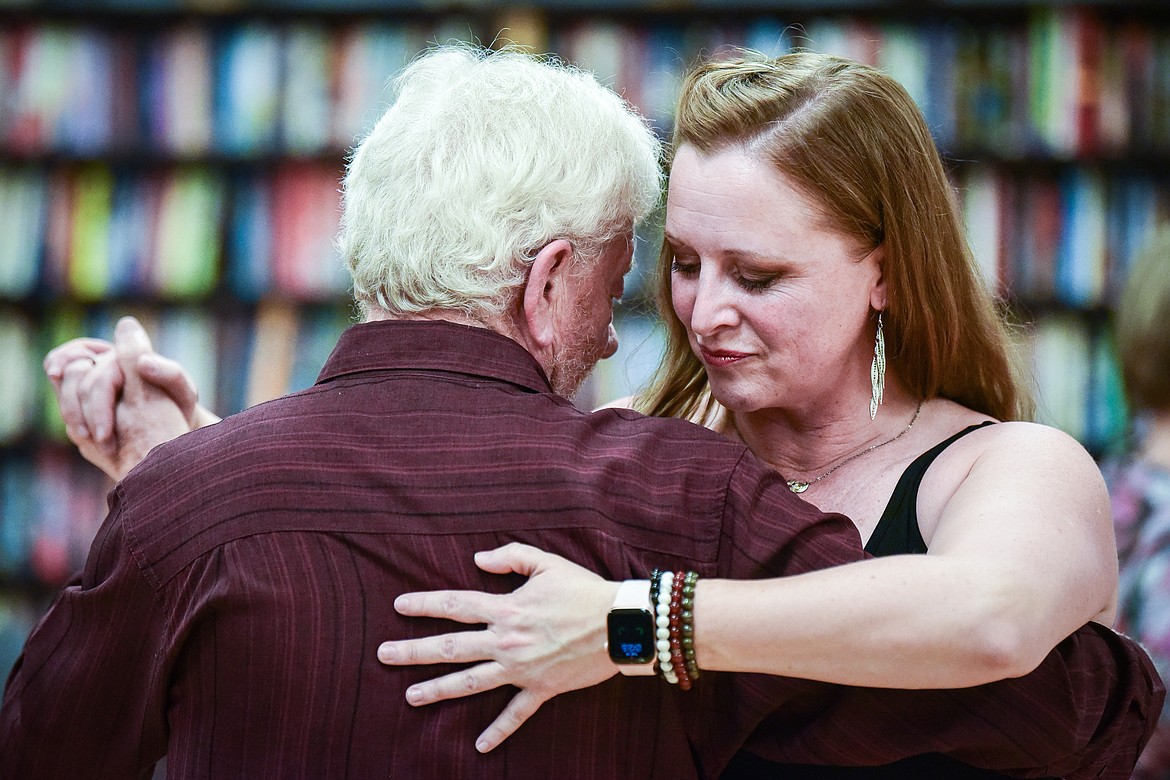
[521, 239, 575, 350]
[867, 243, 888, 312]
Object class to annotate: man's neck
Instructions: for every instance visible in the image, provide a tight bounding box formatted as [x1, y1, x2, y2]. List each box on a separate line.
[362, 307, 490, 330]
[359, 304, 557, 392]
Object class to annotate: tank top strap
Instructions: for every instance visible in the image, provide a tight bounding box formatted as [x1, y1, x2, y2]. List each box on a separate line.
[864, 421, 997, 557]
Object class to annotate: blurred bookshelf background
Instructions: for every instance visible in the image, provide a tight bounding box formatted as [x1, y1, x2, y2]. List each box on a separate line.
[1, 0, 1169, 677]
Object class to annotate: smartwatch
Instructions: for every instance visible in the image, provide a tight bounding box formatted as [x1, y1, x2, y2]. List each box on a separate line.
[607, 579, 657, 675]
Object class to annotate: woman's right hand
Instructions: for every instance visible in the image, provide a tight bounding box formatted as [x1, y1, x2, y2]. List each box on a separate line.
[377, 542, 620, 753]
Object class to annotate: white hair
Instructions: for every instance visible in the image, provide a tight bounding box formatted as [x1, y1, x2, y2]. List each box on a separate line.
[339, 44, 664, 320]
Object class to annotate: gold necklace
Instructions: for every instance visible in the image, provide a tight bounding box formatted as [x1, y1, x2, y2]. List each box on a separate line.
[786, 402, 923, 494]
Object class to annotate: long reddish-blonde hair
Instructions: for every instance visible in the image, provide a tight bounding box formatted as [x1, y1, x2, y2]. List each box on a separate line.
[637, 51, 1030, 424]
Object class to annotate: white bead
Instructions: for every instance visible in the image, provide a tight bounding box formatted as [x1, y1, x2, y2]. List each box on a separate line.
[658, 650, 672, 662]
[656, 615, 669, 629]
[657, 639, 670, 652]
[656, 627, 669, 640]
[656, 603, 669, 617]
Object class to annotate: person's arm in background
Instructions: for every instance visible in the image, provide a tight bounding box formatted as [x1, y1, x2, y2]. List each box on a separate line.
[1126, 556, 1170, 779]
[1108, 466, 1170, 780]
[43, 316, 220, 481]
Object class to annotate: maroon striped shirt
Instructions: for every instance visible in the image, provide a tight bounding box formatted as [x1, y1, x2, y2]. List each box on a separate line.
[0, 320, 1161, 779]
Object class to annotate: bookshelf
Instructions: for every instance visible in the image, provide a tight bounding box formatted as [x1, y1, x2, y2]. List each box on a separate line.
[1, 0, 1168, 679]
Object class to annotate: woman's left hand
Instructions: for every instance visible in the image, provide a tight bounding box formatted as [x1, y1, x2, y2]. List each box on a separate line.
[377, 542, 620, 752]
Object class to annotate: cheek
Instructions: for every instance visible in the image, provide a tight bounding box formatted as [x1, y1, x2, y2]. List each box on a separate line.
[670, 278, 696, 326]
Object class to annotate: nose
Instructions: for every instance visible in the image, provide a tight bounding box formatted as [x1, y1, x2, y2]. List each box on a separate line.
[688, 270, 738, 337]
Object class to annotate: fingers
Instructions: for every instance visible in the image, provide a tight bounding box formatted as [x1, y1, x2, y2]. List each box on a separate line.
[397, 661, 511, 707]
[77, 352, 122, 444]
[377, 630, 494, 668]
[57, 351, 123, 445]
[393, 589, 498, 624]
[473, 542, 559, 577]
[136, 352, 200, 420]
[114, 316, 154, 404]
[57, 357, 96, 440]
[475, 689, 546, 753]
[44, 339, 113, 384]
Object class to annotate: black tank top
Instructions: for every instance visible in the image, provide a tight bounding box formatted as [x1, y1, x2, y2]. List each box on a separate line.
[864, 422, 995, 557]
[723, 422, 1051, 780]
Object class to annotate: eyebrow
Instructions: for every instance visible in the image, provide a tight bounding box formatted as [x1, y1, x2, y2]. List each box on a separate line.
[665, 234, 781, 266]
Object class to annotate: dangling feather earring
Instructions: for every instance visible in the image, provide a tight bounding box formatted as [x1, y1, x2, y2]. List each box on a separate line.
[870, 312, 885, 421]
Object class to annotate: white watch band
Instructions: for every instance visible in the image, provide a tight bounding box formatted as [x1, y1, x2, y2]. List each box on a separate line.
[612, 579, 651, 610]
[610, 579, 657, 676]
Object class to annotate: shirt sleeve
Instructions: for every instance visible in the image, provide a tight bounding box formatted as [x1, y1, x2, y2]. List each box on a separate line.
[732, 610, 1162, 779]
[0, 485, 169, 779]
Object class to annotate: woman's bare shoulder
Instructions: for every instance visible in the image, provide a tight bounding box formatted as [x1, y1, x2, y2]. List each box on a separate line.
[915, 402, 1107, 538]
[594, 394, 638, 411]
[592, 395, 732, 437]
[959, 418, 1093, 460]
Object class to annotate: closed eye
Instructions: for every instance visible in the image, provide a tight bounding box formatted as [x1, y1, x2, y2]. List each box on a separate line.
[736, 273, 776, 292]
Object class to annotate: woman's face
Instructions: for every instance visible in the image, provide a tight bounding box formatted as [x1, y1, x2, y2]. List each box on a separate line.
[665, 143, 885, 417]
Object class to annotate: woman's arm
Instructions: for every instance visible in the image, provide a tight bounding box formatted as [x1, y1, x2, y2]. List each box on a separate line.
[379, 422, 1124, 750]
[693, 422, 1117, 687]
[381, 544, 1158, 767]
[387, 423, 1117, 689]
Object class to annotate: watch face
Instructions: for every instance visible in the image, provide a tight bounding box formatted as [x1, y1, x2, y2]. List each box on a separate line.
[607, 608, 655, 664]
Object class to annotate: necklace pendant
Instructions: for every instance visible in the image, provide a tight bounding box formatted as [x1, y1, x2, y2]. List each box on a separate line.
[786, 479, 810, 494]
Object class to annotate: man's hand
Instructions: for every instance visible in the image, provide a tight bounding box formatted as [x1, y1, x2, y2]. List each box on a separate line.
[44, 316, 219, 480]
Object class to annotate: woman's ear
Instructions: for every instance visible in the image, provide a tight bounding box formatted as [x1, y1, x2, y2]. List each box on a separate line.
[867, 244, 888, 312]
[521, 239, 575, 351]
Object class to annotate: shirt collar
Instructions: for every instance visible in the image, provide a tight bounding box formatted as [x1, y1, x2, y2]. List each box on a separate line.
[316, 319, 554, 394]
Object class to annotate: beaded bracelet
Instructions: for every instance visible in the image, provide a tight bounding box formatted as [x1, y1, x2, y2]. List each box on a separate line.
[680, 571, 700, 681]
[667, 570, 693, 690]
[650, 568, 700, 688]
[654, 570, 678, 684]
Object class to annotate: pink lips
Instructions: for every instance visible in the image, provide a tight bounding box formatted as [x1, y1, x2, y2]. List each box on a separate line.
[699, 346, 750, 367]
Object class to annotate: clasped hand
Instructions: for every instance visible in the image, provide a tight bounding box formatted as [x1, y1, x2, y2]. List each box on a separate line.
[377, 542, 619, 753]
[43, 316, 210, 481]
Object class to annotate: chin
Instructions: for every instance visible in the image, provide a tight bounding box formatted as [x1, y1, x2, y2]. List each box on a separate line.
[707, 385, 753, 414]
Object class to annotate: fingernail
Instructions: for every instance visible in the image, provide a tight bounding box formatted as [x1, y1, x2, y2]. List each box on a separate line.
[376, 643, 395, 663]
[475, 739, 490, 753]
[394, 594, 412, 612]
[406, 686, 423, 704]
[93, 425, 107, 441]
[75, 426, 89, 440]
